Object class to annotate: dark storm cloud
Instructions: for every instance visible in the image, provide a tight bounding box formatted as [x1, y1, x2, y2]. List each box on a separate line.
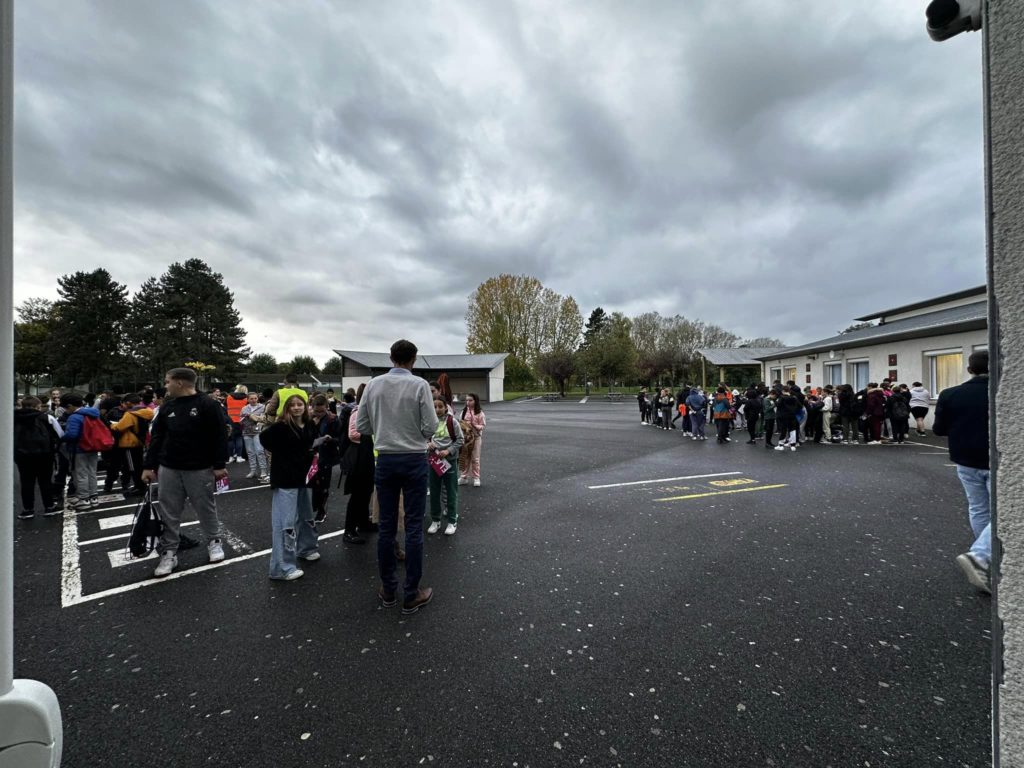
[13, 1, 985, 362]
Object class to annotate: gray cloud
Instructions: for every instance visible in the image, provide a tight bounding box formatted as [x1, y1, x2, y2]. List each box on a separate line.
[13, 1, 985, 363]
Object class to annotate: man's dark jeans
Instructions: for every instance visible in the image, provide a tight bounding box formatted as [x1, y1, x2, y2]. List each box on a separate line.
[375, 452, 428, 601]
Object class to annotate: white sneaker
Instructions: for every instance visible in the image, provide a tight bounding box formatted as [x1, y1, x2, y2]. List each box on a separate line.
[427, 521, 441, 534]
[458, 477, 468, 486]
[444, 523, 457, 536]
[300, 552, 321, 562]
[472, 479, 481, 487]
[790, 446, 797, 451]
[246, 471, 257, 479]
[208, 539, 225, 563]
[284, 569, 304, 581]
[154, 552, 178, 578]
[259, 474, 270, 483]
[774, 445, 786, 451]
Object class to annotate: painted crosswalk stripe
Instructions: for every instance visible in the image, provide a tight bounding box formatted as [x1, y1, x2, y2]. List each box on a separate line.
[79, 521, 198, 547]
[98, 514, 135, 530]
[108, 549, 158, 568]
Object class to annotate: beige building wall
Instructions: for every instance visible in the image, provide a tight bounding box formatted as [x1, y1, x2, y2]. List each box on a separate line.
[761, 328, 988, 427]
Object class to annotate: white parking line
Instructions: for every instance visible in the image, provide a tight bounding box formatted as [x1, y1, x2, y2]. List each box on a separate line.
[79, 521, 198, 547]
[587, 472, 741, 490]
[60, 509, 82, 607]
[64, 530, 348, 608]
[72, 483, 271, 516]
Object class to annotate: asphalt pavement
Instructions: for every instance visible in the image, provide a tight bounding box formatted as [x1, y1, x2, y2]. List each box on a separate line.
[13, 399, 991, 767]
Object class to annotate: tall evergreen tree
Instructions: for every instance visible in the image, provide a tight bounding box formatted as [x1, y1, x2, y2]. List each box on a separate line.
[14, 298, 57, 393]
[581, 307, 609, 349]
[48, 269, 129, 389]
[125, 260, 250, 379]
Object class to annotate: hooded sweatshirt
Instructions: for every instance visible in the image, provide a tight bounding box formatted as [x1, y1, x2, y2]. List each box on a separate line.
[909, 386, 931, 409]
[62, 406, 102, 454]
[111, 406, 155, 449]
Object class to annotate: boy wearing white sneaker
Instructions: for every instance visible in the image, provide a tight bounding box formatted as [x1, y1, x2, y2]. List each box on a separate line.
[427, 397, 464, 535]
[142, 367, 230, 578]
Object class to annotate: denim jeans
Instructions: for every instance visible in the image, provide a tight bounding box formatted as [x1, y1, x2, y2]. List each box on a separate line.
[375, 453, 428, 601]
[269, 487, 319, 578]
[230, 422, 244, 459]
[243, 434, 267, 475]
[956, 465, 992, 565]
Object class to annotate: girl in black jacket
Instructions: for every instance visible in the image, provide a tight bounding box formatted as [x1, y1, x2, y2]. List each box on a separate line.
[259, 395, 324, 581]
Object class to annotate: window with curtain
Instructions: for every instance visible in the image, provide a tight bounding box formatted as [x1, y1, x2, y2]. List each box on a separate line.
[930, 352, 964, 394]
[848, 361, 869, 391]
[824, 363, 842, 386]
[784, 366, 797, 383]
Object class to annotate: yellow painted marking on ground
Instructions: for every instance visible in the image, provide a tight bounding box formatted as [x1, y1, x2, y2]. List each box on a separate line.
[655, 484, 788, 502]
[708, 478, 756, 487]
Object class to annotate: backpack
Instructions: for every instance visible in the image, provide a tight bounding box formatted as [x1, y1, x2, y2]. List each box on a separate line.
[15, 413, 54, 458]
[850, 393, 866, 418]
[127, 487, 163, 558]
[890, 397, 910, 420]
[78, 414, 115, 453]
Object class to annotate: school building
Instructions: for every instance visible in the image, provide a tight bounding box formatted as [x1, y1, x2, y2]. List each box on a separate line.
[752, 286, 988, 425]
[331, 350, 509, 403]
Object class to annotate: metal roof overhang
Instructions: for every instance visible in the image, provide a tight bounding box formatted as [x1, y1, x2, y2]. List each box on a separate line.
[753, 317, 987, 360]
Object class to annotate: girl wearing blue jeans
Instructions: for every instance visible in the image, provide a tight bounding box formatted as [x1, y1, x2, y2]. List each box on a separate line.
[259, 395, 329, 580]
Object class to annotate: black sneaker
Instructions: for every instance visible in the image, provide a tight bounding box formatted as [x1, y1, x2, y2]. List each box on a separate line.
[17, 509, 34, 520]
[956, 553, 991, 594]
[343, 532, 365, 545]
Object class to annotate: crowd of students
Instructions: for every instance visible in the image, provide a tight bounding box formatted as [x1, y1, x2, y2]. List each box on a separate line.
[13, 357, 487, 609]
[638, 379, 933, 449]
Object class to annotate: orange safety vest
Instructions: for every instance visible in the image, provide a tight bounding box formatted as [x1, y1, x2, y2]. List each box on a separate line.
[226, 395, 246, 423]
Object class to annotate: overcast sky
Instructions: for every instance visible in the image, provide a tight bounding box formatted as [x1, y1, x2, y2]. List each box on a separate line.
[13, 1, 985, 363]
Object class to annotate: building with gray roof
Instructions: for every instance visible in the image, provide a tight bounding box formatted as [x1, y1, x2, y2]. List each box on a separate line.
[753, 286, 987, 425]
[332, 350, 509, 403]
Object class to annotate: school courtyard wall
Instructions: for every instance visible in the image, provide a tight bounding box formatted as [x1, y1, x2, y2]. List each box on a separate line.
[990, 0, 1024, 760]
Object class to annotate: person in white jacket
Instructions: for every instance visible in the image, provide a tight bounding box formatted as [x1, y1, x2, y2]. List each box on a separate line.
[909, 382, 932, 436]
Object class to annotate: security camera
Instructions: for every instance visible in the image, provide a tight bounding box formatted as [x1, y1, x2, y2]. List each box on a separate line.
[926, 0, 982, 41]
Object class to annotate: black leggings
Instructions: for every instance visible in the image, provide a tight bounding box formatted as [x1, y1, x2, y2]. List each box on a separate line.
[312, 465, 333, 514]
[16, 454, 54, 511]
[715, 419, 731, 442]
[746, 414, 759, 442]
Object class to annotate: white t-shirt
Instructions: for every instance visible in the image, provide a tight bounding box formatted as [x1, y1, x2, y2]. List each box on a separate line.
[909, 387, 931, 409]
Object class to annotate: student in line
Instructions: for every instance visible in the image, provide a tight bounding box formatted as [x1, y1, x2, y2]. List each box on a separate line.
[762, 391, 778, 449]
[258, 394, 325, 581]
[712, 387, 732, 443]
[14, 396, 61, 518]
[240, 391, 269, 482]
[909, 382, 932, 436]
[458, 393, 486, 487]
[686, 387, 707, 441]
[427, 397, 464, 536]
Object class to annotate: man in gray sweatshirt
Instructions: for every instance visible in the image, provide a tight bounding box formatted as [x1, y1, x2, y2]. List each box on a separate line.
[355, 339, 439, 614]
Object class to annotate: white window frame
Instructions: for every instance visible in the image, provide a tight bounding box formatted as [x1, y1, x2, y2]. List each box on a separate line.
[847, 359, 870, 391]
[783, 366, 797, 383]
[925, 348, 964, 396]
[769, 367, 782, 383]
[823, 362, 843, 386]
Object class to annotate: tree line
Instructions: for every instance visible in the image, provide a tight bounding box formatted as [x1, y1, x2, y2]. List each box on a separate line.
[465, 274, 784, 394]
[13, 260, 343, 393]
